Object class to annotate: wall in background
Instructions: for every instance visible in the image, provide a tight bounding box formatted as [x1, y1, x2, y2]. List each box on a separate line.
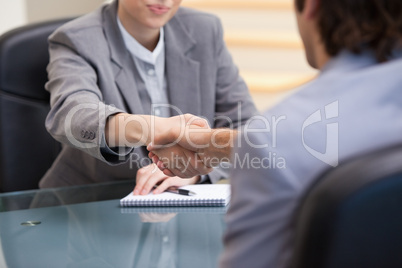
[0, 0, 27, 35]
[0, 0, 315, 112]
[26, 0, 105, 23]
[0, 0, 105, 35]
[182, 0, 317, 111]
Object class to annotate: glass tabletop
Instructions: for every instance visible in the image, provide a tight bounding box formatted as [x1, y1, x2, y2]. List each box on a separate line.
[0, 180, 137, 212]
[0, 181, 227, 267]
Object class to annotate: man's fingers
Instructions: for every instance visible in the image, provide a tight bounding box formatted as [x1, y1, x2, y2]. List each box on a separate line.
[148, 151, 155, 158]
[152, 154, 160, 165]
[149, 146, 213, 177]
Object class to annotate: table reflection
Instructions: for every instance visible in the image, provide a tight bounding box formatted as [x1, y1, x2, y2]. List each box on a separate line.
[0, 182, 227, 268]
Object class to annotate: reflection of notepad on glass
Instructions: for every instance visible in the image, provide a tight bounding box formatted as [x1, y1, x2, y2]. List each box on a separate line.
[120, 206, 228, 214]
[120, 184, 230, 207]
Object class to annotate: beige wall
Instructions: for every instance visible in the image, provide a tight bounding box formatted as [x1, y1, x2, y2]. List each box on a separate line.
[26, 0, 105, 23]
[182, 0, 316, 111]
[0, 0, 27, 35]
[0, 0, 315, 112]
[0, 0, 105, 35]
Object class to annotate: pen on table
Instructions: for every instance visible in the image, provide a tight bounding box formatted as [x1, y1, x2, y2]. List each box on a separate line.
[153, 186, 196, 196]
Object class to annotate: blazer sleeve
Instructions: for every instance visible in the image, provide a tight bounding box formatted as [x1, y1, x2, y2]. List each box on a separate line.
[45, 29, 128, 165]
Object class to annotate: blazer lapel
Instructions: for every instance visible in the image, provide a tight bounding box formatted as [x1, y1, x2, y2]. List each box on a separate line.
[164, 15, 201, 116]
[102, 1, 145, 115]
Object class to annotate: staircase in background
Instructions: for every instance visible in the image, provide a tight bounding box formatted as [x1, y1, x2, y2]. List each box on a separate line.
[182, 0, 317, 110]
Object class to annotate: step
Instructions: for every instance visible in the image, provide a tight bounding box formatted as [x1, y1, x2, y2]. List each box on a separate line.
[229, 47, 314, 73]
[242, 71, 316, 93]
[225, 30, 302, 49]
[184, 8, 298, 33]
[180, 8, 300, 49]
[182, 0, 293, 10]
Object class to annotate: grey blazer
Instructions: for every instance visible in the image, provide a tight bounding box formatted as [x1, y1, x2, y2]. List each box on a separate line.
[40, 1, 257, 188]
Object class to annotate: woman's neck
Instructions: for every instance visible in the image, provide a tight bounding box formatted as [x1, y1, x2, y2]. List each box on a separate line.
[118, 10, 160, 51]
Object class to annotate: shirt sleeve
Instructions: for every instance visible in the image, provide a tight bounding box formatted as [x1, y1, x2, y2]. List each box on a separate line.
[100, 133, 134, 157]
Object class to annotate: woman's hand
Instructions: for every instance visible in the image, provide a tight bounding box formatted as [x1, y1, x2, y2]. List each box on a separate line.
[133, 163, 200, 195]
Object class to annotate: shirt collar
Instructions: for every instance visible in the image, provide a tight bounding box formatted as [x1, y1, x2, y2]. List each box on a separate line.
[117, 16, 164, 65]
[321, 49, 402, 76]
[319, 50, 378, 78]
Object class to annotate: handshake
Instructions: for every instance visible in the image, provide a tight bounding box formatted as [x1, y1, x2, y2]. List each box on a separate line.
[105, 112, 237, 195]
[147, 114, 236, 178]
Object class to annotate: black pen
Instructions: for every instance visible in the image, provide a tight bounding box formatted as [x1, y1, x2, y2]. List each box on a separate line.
[153, 186, 196, 196]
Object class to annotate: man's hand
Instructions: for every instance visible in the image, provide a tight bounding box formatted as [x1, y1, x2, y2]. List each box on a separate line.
[133, 164, 200, 195]
[148, 146, 213, 178]
[148, 126, 237, 177]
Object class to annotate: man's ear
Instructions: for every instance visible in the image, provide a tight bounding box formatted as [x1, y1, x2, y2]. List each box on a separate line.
[304, 0, 320, 19]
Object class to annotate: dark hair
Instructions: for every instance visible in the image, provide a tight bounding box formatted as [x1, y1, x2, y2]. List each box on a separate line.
[295, 0, 402, 62]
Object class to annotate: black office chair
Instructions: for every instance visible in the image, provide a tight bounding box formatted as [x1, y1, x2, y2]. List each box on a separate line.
[291, 144, 402, 268]
[0, 18, 72, 192]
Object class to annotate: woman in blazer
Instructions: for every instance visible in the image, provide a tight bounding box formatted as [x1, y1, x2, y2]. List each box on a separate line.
[40, 0, 257, 194]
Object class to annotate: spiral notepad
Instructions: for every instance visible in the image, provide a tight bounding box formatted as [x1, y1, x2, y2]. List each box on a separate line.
[120, 206, 228, 214]
[120, 184, 230, 207]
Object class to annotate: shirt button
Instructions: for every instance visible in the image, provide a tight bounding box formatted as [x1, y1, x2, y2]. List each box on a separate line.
[89, 131, 95, 140]
[147, 69, 155, 76]
[155, 109, 161, 116]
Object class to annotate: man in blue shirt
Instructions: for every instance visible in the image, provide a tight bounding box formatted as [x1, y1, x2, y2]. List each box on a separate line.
[148, 0, 402, 267]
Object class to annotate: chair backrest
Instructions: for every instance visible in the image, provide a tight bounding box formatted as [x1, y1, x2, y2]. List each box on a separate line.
[0, 18, 72, 192]
[291, 144, 402, 268]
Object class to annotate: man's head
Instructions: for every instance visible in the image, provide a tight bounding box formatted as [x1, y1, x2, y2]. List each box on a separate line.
[295, 0, 402, 69]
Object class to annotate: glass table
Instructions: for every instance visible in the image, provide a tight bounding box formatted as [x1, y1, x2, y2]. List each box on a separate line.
[0, 180, 227, 267]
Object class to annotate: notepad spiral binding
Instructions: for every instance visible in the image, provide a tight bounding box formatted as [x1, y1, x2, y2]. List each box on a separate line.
[120, 206, 228, 214]
[120, 198, 226, 207]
